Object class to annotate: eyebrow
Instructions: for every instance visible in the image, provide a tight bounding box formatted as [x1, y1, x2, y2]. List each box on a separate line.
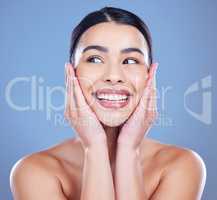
[82, 45, 144, 56]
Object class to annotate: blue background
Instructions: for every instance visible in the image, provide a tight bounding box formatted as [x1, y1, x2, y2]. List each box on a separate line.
[0, 1, 216, 199]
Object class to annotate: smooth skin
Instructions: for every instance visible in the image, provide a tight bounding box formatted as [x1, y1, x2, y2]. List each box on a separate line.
[10, 22, 206, 200]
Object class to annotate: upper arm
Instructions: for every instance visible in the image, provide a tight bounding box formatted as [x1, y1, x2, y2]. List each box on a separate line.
[150, 149, 207, 200]
[10, 156, 68, 200]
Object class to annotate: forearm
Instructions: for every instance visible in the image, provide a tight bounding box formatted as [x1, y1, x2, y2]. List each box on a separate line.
[80, 142, 115, 200]
[115, 145, 147, 200]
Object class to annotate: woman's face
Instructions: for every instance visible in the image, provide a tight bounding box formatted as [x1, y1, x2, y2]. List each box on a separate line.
[73, 22, 150, 127]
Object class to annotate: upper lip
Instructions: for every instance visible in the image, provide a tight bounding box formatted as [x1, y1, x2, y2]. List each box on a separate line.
[94, 88, 132, 97]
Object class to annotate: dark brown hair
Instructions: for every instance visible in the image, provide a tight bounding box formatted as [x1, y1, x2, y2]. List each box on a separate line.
[69, 6, 153, 65]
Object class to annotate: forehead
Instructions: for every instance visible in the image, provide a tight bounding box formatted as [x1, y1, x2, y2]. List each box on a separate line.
[77, 22, 148, 51]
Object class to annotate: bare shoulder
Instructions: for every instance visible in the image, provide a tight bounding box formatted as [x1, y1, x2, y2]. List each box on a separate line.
[10, 150, 62, 181]
[143, 138, 206, 168]
[143, 138, 207, 199]
[155, 140, 206, 174]
[10, 138, 80, 200]
[10, 151, 67, 198]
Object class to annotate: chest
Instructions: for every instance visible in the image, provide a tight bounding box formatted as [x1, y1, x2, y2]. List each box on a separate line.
[60, 159, 163, 200]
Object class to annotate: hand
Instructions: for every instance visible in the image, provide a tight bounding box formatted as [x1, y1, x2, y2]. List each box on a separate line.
[64, 63, 107, 149]
[117, 63, 159, 150]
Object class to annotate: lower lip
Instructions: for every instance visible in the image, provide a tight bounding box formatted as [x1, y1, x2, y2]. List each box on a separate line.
[94, 95, 130, 109]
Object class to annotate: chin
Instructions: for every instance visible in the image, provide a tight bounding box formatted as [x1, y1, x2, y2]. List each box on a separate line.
[93, 107, 131, 127]
[99, 115, 126, 127]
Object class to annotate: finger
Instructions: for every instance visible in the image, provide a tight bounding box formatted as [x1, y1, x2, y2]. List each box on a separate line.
[140, 82, 152, 110]
[68, 64, 79, 111]
[146, 62, 158, 88]
[64, 65, 71, 120]
[68, 64, 89, 112]
[149, 64, 158, 112]
[145, 66, 158, 120]
[147, 87, 158, 112]
[64, 63, 68, 86]
[64, 63, 71, 109]
[127, 83, 152, 124]
[133, 87, 156, 129]
[143, 62, 158, 108]
[73, 77, 89, 112]
[145, 88, 158, 126]
[65, 63, 77, 120]
[139, 62, 158, 113]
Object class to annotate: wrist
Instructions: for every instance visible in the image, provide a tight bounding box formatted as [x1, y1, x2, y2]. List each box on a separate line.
[80, 136, 108, 150]
[84, 142, 110, 163]
[117, 142, 141, 155]
[117, 135, 142, 151]
[85, 139, 108, 153]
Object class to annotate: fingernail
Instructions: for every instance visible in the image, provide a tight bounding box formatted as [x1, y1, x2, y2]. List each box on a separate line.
[65, 63, 68, 73]
[155, 63, 159, 71]
[66, 63, 71, 75]
[154, 64, 158, 76]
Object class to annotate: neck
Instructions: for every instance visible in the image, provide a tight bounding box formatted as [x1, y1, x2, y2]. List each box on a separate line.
[102, 124, 121, 165]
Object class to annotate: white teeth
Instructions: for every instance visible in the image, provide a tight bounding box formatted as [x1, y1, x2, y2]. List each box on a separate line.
[96, 94, 128, 101]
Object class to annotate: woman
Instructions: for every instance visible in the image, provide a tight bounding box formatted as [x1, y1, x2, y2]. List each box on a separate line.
[10, 6, 206, 200]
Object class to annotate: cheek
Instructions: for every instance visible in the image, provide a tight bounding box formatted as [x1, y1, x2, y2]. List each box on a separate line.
[126, 67, 148, 91]
[76, 63, 101, 81]
[75, 65, 97, 96]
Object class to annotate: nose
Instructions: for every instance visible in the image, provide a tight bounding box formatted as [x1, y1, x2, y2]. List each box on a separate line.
[102, 64, 126, 85]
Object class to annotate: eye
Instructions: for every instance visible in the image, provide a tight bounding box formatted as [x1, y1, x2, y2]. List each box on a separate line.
[123, 58, 140, 64]
[86, 56, 103, 63]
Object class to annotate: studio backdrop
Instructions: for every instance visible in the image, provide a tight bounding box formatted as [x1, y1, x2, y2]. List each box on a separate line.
[0, 1, 216, 199]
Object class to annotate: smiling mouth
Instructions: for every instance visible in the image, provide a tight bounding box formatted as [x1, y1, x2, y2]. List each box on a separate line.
[95, 93, 129, 101]
[92, 92, 131, 109]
